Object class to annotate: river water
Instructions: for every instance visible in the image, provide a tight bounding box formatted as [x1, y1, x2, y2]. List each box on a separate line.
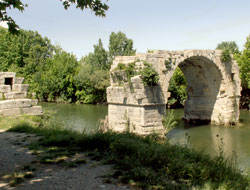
[41, 103, 250, 171]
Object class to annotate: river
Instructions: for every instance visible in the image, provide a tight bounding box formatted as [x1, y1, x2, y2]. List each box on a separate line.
[41, 103, 250, 171]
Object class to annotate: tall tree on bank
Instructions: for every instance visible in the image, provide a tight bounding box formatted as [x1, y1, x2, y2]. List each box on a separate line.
[34, 47, 79, 102]
[216, 41, 240, 54]
[0, 26, 54, 82]
[108, 31, 136, 62]
[75, 31, 137, 103]
[234, 36, 250, 109]
[237, 36, 250, 89]
[216, 41, 240, 62]
[0, 0, 109, 33]
[83, 39, 109, 70]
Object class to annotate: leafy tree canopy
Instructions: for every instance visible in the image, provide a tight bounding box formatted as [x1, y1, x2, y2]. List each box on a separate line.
[0, 26, 54, 82]
[235, 35, 250, 89]
[0, 0, 109, 33]
[82, 39, 109, 70]
[168, 67, 187, 107]
[108, 31, 136, 60]
[216, 41, 240, 54]
[34, 47, 79, 102]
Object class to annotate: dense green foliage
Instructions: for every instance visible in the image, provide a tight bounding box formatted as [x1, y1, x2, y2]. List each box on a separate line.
[74, 64, 110, 103]
[216, 41, 239, 62]
[0, 27, 54, 83]
[234, 37, 250, 109]
[82, 39, 109, 70]
[220, 49, 232, 62]
[140, 62, 159, 86]
[168, 67, 187, 108]
[216, 41, 240, 55]
[5, 115, 249, 190]
[76, 39, 110, 103]
[235, 37, 250, 89]
[33, 48, 79, 102]
[0, 0, 109, 33]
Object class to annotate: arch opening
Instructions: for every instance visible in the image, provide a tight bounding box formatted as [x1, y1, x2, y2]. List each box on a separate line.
[172, 56, 222, 125]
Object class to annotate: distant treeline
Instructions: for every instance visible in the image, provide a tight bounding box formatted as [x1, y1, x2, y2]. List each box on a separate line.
[0, 26, 250, 108]
[0, 27, 135, 103]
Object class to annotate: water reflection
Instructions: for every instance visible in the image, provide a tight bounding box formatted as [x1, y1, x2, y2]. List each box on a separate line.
[40, 103, 107, 133]
[168, 109, 250, 171]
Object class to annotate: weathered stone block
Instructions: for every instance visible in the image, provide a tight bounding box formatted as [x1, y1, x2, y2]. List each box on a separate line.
[21, 106, 43, 115]
[12, 84, 29, 92]
[31, 99, 38, 106]
[0, 78, 4, 85]
[0, 85, 11, 93]
[0, 108, 21, 116]
[4, 92, 27, 100]
[0, 72, 16, 79]
[14, 77, 24, 84]
[0, 99, 33, 110]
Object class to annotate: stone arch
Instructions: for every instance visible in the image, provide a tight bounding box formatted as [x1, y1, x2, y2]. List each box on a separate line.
[107, 50, 241, 136]
[173, 56, 222, 124]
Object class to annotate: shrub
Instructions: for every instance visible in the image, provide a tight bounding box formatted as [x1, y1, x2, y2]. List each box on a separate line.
[140, 62, 159, 86]
[221, 49, 232, 62]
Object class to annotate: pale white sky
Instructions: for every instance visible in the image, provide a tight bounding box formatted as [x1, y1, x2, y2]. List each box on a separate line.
[0, 21, 8, 28]
[6, 0, 250, 59]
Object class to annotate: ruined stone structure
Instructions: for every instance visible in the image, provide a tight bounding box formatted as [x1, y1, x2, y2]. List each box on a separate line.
[0, 72, 43, 116]
[107, 50, 241, 136]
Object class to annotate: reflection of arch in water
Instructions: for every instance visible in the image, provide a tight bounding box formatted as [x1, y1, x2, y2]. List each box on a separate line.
[107, 50, 241, 136]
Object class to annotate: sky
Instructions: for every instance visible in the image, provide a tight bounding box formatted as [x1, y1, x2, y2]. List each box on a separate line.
[4, 0, 250, 59]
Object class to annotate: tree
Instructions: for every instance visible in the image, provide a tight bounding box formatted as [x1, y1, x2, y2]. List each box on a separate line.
[168, 67, 187, 108]
[74, 64, 110, 103]
[0, 26, 54, 83]
[82, 39, 109, 70]
[33, 48, 79, 102]
[0, 0, 109, 33]
[216, 41, 240, 62]
[108, 31, 136, 61]
[216, 41, 239, 54]
[235, 36, 250, 89]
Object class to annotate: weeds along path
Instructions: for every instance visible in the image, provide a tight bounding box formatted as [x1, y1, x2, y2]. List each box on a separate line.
[0, 130, 130, 190]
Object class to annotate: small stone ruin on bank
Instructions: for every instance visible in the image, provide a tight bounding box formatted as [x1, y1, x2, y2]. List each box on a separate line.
[0, 72, 42, 116]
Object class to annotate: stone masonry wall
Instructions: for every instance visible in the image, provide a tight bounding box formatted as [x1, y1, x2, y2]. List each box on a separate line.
[107, 50, 241, 136]
[0, 72, 43, 116]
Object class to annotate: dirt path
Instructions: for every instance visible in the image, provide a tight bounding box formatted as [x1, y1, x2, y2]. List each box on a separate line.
[0, 130, 130, 190]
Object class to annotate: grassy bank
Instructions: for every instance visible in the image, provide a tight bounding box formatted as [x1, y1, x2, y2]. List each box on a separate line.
[1, 115, 249, 190]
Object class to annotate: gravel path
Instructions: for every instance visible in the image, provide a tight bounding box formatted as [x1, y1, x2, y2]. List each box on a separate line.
[0, 130, 131, 190]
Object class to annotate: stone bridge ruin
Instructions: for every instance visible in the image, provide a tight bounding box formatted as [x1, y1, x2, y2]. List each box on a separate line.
[106, 50, 241, 136]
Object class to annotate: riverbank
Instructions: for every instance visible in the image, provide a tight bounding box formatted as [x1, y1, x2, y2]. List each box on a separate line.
[0, 115, 249, 190]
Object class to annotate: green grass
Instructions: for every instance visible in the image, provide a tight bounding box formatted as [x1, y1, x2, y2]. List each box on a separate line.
[1, 115, 249, 190]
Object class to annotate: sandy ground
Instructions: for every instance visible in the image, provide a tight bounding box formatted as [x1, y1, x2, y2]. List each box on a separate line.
[0, 130, 131, 190]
